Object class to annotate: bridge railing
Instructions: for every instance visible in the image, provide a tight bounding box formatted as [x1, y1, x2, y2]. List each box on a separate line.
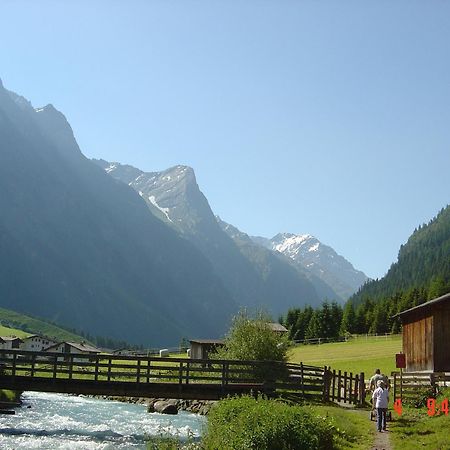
[0, 349, 327, 395]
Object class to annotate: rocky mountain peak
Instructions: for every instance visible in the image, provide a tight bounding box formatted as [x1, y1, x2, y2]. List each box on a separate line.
[271, 233, 317, 256]
[264, 233, 368, 300]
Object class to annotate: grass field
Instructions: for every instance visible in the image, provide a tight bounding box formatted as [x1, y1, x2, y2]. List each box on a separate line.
[289, 336, 450, 449]
[308, 404, 374, 450]
[0, 307, 85, 342]
[0, 324, 31, 338]
[288, 335, 402, 377]
[389, 404, 450, 450]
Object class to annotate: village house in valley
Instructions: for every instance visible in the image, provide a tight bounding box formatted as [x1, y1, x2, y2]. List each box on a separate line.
[189, 339, 224, 359]
[44, 341, 103, 362]
[20, 334, 59, 352]
[0, 336, 23, 350]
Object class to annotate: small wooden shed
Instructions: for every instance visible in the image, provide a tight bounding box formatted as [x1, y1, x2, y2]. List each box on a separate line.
[266, 322, 289, 334]
[189, 339, 224, 360]
[394, 292, 450, 372]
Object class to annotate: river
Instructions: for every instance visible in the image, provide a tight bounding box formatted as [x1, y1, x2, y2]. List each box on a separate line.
[0, 392, 206, 449]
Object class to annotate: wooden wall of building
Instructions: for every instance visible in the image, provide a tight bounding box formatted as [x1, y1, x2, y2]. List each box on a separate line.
[403, 313, 434, 372]
[434, 304, 450, 372]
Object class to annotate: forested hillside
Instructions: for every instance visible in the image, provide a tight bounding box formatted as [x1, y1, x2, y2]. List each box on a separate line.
[351, 205, 450, 305]
[281, 206, 450, 339]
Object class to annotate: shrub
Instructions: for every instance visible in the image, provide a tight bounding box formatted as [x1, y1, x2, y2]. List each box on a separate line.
[215, 310, 290, 382]
[202, 396, 335, 450]
[403, 387, 436, 408]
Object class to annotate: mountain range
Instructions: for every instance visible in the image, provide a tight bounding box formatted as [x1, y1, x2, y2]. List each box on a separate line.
[0, 79, 368, 345]
[0, 80, 235, 345]
[93, 159, 368, 306]
[254, 233, 368, 300]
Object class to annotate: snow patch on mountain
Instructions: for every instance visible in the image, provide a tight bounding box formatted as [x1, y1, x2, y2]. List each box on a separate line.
[149, 195, 173, 223]
[265, 232, 369, 300]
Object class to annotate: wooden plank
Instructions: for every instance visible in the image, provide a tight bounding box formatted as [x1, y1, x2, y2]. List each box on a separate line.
[185, 361, 190, 385]
[337, 370, 341, 402]
[343, 371, 347, 403]
[69, 356, 74, 380]
[331, 369, 336, 401]
[136, 359, 141, 384]
[30, 355, 36, 378]
[52, 356, 57, 380]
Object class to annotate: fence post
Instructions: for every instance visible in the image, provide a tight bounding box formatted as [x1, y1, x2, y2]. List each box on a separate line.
[337, 370, 342, 402]
[12, 352, 17, 377]
[343, 372, 348, 403]
[107, 358, 112, 382]
[322, 366, 330, 402]
[300, 362, 305, 396]
[178, 361, 183, 386]
[53, 355, 58, 379]
[430, 372, 436, 397]
[136, 359, 141, 383]
[31, 354, 36, 378]
[393, 372, 397, 400]
[358, 372, 365, 405]
[69, 355, 74, 380]
[146, 360, 151, 383]
[95, 357, 100, 382]
[185, 360, 190, 384]
[332, 369, 336, 402]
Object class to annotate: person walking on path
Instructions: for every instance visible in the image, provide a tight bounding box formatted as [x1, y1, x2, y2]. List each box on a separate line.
[369, 368, 389, 391]
[372, 380, 389, 432]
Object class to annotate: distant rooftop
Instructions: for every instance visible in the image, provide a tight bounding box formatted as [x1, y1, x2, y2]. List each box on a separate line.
[267, 322, 288, 333]
[189, 339, 224, 345]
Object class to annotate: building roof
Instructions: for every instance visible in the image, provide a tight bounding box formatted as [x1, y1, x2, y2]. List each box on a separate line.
[23, 334, 57, 341]
[189, 339, 225, 345]
[0, 336, 24, 343]
[44, 341, 102, 353]
[266, 322, 289, 332]
[393, 292, 450, 319]
[67, 342, 102, 353]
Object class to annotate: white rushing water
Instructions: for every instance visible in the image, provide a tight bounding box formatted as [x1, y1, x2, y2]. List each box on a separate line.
[0, 392, 206, 449]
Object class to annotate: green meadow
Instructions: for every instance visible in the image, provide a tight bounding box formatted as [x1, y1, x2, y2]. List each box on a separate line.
[289, 335, 402, 377]
[0, 324, 31, 338]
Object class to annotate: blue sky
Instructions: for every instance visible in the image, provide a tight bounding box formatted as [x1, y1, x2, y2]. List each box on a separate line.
[1, 1, 449, 279]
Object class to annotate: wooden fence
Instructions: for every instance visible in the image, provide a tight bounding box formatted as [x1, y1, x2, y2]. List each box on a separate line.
[392, 371, 450, 401]
[0, 349, 365, 404]
[323, 367, 365, 405]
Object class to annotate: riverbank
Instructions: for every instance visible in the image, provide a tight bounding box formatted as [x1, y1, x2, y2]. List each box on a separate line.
[90, 395, 215, 415]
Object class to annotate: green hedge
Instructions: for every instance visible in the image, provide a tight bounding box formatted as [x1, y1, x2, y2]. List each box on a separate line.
[203, 396, 335, 450]
[0, 389, 21, 403]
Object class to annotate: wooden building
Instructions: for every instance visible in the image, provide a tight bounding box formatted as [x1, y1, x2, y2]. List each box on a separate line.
[266, 322, 289, 334]
[189, 339, 224, 360]
[394, 292, 450, 372]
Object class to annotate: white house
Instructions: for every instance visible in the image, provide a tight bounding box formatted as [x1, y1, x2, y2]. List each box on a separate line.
[0, 336, 24, 350]
[44, 341, 103, 362]
[20, 334, 59, 352]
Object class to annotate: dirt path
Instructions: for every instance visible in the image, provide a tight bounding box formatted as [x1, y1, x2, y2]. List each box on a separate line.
[370, 429, 392, 450]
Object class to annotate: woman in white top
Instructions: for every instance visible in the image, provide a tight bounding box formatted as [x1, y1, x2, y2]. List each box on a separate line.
[372, 380, 389, 432]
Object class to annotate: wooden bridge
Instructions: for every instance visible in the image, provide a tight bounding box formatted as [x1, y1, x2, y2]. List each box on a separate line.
[0, 349, 365, 404]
